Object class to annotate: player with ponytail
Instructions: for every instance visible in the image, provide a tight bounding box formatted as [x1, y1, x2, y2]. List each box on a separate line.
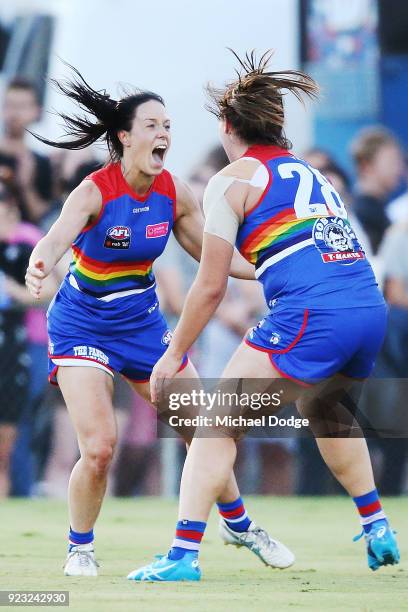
[129, 50, 400, 581]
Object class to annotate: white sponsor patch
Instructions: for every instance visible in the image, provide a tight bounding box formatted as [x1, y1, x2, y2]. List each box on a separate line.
[313, 216, 365, 265]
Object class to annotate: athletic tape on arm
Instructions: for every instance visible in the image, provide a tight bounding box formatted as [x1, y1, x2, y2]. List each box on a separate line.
[203, 163, 269, 246]
[203, 175, 240, 246]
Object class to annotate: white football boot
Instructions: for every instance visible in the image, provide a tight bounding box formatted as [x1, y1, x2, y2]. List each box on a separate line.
[219, 519, 295, 569]
[63, 543, 99, 576]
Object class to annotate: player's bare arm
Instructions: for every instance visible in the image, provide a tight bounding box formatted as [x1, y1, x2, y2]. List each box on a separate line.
[172, 174, 255, 280]
[25, 180, 102, 299]
[154, 159, 267, 364]
[150, 167, 260, 400]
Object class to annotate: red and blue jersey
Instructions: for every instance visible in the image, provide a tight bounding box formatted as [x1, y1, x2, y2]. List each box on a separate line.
[236, 145, 384, 310]
[69, 162, 175, 298]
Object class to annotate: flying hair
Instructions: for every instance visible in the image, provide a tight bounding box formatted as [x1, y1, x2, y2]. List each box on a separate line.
[30, 60, 164, 162]
[206, 49, 319, 148]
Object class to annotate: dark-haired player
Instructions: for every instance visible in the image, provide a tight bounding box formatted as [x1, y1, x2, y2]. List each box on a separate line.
[129, 51, 400, 581]
[25, 66, 294, 576]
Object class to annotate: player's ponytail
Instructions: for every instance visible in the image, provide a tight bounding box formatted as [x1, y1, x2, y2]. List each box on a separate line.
[30, 62, 164, 162]
[206, 49, 319, 149]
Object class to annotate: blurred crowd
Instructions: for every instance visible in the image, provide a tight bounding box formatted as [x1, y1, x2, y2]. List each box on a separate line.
[0, 77, 407, 500]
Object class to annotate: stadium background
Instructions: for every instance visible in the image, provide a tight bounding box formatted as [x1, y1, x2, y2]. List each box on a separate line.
[0, 0, 407, 503]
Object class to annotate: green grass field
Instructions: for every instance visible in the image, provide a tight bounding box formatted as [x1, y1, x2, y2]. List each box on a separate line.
[0, 496, 407, 612]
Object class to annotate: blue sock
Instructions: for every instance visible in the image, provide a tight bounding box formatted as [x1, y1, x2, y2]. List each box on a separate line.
[353, 489, 387, 533]
[69, 527, 94, 551]
[217, 497, 251, 532]
[168, 520, 206, 560]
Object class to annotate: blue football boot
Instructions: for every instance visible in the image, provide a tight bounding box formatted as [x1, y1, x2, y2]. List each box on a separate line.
[127, 551, 201, 582]
[354, 520, 400, 571]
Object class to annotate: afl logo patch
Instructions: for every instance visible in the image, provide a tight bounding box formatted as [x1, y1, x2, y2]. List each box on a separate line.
[104, 226, 131, 249]
[312, 217, 365, 265]
[146, 221, 169, 239]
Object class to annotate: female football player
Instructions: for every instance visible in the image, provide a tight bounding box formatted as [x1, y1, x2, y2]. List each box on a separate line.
[25, 65, 294, 576]
[130, 50, 400, 581]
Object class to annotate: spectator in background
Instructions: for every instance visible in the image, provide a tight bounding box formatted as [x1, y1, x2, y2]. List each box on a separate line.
[381, 222, 408, 324]
[351, 127, 404, 255]
[9, 214, 57, 496]
[0, 178, 56, 497]
[44, 148, 102, 231]
[0, 78, 53, 228]
[0, 183, 35, 496]
[387, 157, 408, 224]
[56, 148, 102, 198]
[301, 147, 333, 170]
[0, 79, 58, 494]
[370, 220, 408, 494]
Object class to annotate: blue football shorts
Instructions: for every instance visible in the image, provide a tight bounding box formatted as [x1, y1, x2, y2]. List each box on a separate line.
[47, 277, 187, 385]
[245, 304, 387, 385]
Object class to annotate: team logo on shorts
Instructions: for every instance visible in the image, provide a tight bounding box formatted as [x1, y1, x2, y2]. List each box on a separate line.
[161, 330, 173, 345]
[104, 226, 131, 249]
[270, 332, 281, 345]
[312, 217, 365, 265]
[73, 345, 109, 364]
[146, 222, 169, 239]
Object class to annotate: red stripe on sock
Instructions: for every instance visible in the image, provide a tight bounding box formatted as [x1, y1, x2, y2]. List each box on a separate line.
[175, 529, 203, 542]
[359, 500, 382, 517]
[220, 506, 245, 519]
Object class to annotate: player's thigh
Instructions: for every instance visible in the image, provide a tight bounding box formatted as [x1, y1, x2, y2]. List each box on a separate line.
[222, 340, 278, 379]
[221, 341, 304, 407]
[127, 359, 200, 404]
[296, 373, 364, 436]
[57, 366, 116, 449]
[127, 361, 201, 443]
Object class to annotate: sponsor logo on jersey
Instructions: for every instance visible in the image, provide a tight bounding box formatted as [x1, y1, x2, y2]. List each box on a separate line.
[146, 221, 169, 239]
[161, 330, 173, 345]
[133, 206, 150, 213]
[104, 226, 131, 249]
[148, 301, 159, 314]
[48, 340, 54, 355]
[73, 345, 109, 365]
[312, 216, 365, 265]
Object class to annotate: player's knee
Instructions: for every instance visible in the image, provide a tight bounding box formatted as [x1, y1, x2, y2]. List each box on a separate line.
[84, 437, 116, 476]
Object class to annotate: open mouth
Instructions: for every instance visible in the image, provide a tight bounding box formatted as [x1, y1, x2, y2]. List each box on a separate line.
[152, 144, 167, 165]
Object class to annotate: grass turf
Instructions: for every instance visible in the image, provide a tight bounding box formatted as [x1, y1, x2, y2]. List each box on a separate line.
[0, 496, 407, 611]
